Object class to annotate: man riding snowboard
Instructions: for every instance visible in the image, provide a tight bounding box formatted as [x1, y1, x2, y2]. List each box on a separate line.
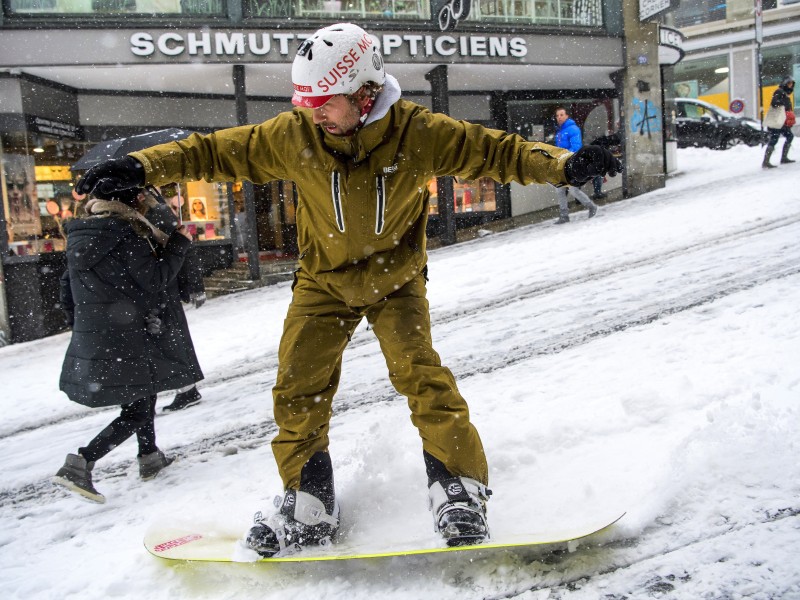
[76, 23, 622, 556]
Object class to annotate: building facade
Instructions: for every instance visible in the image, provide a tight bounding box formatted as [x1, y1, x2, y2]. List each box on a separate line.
[0, 0, 670, 344]
[661, 0, 800, 121]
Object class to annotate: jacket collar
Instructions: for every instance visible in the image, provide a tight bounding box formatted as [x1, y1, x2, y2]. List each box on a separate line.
[558, 118, 576, 132]
[364, 74, 401, 127]
[85, 198, 169, 246]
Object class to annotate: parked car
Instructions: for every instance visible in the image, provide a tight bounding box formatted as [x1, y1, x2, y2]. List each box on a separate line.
[668, 97, 767, 150]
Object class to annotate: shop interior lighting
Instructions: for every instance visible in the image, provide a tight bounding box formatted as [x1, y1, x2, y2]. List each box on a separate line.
[714, 67, 730, 74]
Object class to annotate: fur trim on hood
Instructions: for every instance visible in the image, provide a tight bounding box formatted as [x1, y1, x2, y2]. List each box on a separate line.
[85, 198, 170, 247]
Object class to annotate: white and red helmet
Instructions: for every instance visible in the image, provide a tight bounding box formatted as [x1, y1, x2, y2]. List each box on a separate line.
[291, 23, 385, 109]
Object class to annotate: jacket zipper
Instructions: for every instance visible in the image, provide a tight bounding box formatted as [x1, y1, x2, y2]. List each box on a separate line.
[331, 171, 345, 232]
[375, 175, 386, 235]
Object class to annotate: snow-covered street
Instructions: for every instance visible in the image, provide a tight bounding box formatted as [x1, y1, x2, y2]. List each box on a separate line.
[2, 143, 799, 599]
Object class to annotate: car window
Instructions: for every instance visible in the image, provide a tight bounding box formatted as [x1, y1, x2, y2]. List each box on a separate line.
[679, 101, 726, 121]
[682, 103, 703, 119]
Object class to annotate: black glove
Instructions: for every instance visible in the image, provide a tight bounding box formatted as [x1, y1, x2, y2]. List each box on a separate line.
[564, 145, 623, 186]
[145, 310, 163, 336]
[75, 156, 145, 198]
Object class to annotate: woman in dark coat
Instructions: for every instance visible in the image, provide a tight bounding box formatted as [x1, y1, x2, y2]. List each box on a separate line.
[762, 75, 795, 168]
[143, 194, 206, 412]
[53, 187, 192, 503]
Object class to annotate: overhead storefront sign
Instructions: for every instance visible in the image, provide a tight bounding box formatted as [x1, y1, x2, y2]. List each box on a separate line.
[130, 31, 528, 60]
[658, 25, 684, 65]
[27, 116, 83, 140]
[0, 29, 623, 69]
[640, 0, 671, 21]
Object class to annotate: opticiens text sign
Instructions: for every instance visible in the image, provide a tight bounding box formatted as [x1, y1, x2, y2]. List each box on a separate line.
[130, 31, 528, 60]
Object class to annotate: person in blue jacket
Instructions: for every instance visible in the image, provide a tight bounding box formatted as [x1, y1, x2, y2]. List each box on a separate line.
[553, 107, 599, 224]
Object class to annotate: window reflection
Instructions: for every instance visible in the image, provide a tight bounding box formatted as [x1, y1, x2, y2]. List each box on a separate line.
[8, 0, 602, 24]
[427, 177, 497, 216]
[8, 0, 225, 13]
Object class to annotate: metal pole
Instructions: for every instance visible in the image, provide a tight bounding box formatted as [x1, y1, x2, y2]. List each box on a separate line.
[757, 43, 764, 124]
[233, 65, 260, 280]
[424, 65, 456, 246]
[755, 0, 764, 125]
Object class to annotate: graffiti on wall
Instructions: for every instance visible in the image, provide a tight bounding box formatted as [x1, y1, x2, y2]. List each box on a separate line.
[630, 97, 662, 139]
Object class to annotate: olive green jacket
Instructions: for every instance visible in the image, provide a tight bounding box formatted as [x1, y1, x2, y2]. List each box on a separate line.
[131, 99, 571, 306]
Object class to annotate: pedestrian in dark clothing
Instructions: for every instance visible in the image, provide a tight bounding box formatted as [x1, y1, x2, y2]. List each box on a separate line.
[762, 76, 795, 169]
[140, 192, 206, 412]
[53, 187, 193, 503]
[591, 176, 607, 200]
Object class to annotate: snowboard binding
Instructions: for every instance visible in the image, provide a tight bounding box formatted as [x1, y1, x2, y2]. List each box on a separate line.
[245, 489, 340, 557]
[429, 476, 491, 546]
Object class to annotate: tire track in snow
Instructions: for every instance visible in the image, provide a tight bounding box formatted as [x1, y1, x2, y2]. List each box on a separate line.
[3, 218, 799, 507]
[3, 213, 798, 444]
[486, 507, 800, 600]
[4, 257, 799, 510]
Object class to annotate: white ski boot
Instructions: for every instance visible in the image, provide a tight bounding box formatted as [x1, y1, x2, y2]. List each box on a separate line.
[245, 489, 339, 557]
[429, 476, 491, 546]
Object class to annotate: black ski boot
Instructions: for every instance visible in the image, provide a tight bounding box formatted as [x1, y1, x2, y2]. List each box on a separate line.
[138, 450, 174, 480]
[429, 476, 491, 546]
[162, 386, 201, 412]
[245, 489, 340, 557]
[781, 142, 795, 164]
[53, 453, 106, 503]
[763, 146, 777, 169]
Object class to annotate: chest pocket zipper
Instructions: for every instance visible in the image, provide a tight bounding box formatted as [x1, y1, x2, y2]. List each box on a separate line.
[375, 175, 386, 235]
[331, 171, 345, 233]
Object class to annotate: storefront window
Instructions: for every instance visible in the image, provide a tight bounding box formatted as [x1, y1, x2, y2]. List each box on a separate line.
[165, 180, 232, 243]
[2, 132, 238, 257]
[427, 177, 497, 215]
[762, 42, 800, 111]
[507, 97, 617, 145]
[8, 0, 603, 23]
[245, 0, 602, 24]
[667, 55, 730, 111]
[661, 0, 726, 28]
[7, 0, 225, 15]
[1, 133, 88, 257]
[2, 152, 42, 256]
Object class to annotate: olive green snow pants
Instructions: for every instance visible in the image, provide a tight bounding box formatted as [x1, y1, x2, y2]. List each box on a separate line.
[272, 270, 488, 490]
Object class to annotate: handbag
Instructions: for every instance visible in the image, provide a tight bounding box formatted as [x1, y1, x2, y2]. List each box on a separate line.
[763, 105, 787, 129]
[785, 111, 796, 127]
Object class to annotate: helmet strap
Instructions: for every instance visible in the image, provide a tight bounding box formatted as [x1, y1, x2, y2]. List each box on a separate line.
[341, 91, 376, 136]
[358, 96, 375, 126]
